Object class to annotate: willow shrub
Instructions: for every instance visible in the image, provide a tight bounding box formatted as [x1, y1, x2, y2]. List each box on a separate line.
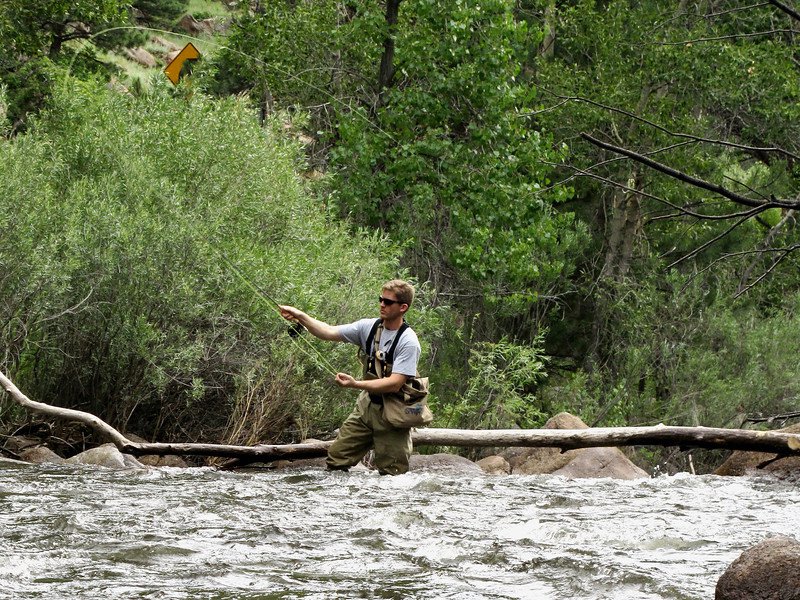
[0, 77, 438, 445]
[541, 274, 800, 431]
[443, 336, 548, 431]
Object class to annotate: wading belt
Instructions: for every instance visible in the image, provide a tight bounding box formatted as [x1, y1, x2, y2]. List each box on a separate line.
[365, 319, 409, 404]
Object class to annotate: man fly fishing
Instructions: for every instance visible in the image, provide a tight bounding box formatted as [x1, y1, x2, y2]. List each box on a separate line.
[280, 279, 421, 475]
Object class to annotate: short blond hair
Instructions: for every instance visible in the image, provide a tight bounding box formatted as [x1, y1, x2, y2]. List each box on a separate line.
[382, 279, 415, 306]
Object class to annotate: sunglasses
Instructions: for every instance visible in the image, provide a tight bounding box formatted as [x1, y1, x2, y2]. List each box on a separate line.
[378, 296, 403, 306]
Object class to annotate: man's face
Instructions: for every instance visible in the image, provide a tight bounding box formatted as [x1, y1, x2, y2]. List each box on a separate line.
[379, 289, 406, 319]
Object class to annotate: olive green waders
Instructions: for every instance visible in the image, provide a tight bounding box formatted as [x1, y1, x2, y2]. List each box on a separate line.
[326, 391, 412, 475]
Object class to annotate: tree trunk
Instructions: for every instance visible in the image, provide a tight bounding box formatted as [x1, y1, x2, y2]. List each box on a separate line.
[378, 0, 402, 99]
[600, 174, 642, 281]
[539, 0, 556, 59]
[3, 370, 800, 463]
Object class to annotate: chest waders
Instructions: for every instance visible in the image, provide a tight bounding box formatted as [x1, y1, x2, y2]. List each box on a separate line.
[325, 319, 413, 475]
[363, 319, 409, 405]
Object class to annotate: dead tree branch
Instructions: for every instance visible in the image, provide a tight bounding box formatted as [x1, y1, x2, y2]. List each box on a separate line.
[581, 133, 798, 210]
[548, 95, 800, 162]
[0, 369, 130, 447]
[768, 0, 800, 22]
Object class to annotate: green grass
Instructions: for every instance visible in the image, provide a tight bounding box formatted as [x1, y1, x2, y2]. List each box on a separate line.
[184, 0, 231, 20]
[90, 0, 234, 91]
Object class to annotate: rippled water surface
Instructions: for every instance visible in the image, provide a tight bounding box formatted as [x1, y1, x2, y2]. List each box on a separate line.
[1, 461, 798, 599]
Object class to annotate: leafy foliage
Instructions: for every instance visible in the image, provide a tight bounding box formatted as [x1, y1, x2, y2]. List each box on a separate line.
[331, 0, 581, 315]
[445, 336, 548, 430]
[0, 78, 431, 444]
[3, 0, 800, 472]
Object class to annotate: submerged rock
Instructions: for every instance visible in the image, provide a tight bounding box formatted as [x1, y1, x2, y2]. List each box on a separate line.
[268, 457, 328, 470]
[409, 453, 482, 474]
[552, 446, 649, 479]
[476, 455, 510, 475]
[125, 434, 189, 468]
[716, 535, 800, 600]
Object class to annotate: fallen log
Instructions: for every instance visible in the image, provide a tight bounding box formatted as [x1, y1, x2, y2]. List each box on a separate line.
[0, 370, 130, 447]
[3, 369, 800, 462]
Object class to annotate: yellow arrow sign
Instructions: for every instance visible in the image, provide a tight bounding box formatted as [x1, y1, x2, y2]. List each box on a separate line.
[164, 43, 201, 85]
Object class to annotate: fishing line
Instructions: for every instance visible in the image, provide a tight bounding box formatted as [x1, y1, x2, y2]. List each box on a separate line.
[66, 25, 397, 143]
[61, 23, 392, 378]
[216, 252, 340, 377]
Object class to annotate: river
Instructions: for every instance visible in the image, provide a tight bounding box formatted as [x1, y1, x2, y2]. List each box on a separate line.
[0, 461, 797, 599]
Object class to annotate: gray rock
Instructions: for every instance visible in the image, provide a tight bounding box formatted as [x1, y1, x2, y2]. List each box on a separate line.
[552, 446, 649, 480]
[19, 446, 65, 464]
[715, 423, 800, 477]
[124, 47, 157, 68]
[716, 535, 800, 600]
[125, 433, 188, 468]
[269, 457, 328, 470]
[137, 454, 189, 468]
[150, 36, 179, 51]
[502, 412, 649, 479]
[66, 443, 146, 470]
[3, 435, 41, 454]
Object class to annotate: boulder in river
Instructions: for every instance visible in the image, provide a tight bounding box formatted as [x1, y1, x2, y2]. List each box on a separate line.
[66, 443, 146, 470]
[125, 433, 189, 468]
[409, 453, 483, 474]
[476, 455, 511, 475]
[715, 423, 800, 478]
[551, 446, 649, 479]
[715, 534, 800, 600]
[19, 445, 65, 465]
[500, 412, 649, 479]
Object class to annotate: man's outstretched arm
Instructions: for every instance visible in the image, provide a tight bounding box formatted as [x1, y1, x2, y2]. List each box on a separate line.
[279, 306, 343, 342]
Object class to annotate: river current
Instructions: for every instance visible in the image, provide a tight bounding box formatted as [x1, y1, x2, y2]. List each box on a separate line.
[0, 461, 797, 600]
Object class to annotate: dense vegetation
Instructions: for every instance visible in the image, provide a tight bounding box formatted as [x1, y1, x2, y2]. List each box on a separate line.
[1, 0, 799, 470]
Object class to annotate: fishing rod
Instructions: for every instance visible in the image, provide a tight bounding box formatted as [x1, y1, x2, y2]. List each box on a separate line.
[217, 252, 340, 378]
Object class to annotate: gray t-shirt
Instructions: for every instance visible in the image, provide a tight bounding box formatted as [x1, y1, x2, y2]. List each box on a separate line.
[337, 318, 421, 377]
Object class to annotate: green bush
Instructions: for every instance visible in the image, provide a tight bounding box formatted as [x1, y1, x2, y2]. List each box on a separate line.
[443, 336, 548, 431]
[0, 76, 438, 445]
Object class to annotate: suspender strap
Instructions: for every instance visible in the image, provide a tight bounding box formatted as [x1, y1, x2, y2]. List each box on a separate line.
[364, 319, 409, 376]
[364, 318, 382, 360]
[384, 322, 409, 366]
